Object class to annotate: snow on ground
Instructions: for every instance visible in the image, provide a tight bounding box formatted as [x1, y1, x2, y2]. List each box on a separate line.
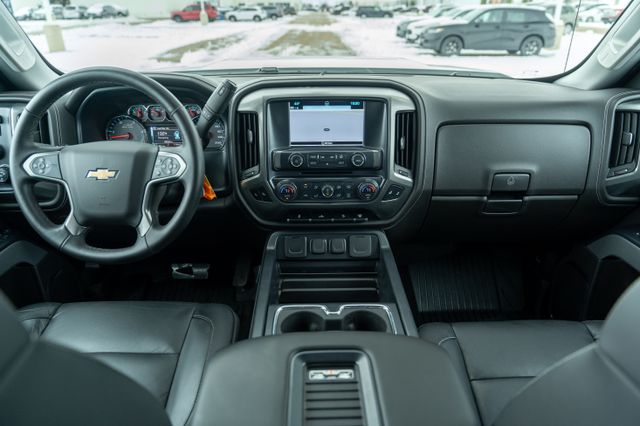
[21, 14, 607, 78]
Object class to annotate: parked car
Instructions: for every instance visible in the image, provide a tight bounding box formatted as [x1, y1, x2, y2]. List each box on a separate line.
[330, 5, 351, 15]
[63, 5, 88, 19]
[87, 4, 117, 19]
[418, 6, 555, 56]
[397, 18, 424, 37]
[12, 7, 35, 21]
[356, 6, 393, 18]
[31, 5, 64, 20]
[112, 4, 129, 17]
[405, 6, 477, 43]
[171, 3, 218, 22]
[282, 5, 297, 15]
[535, 3, 578, 33]
[262, 6, 283, 20]
[226, 7, 268, 22]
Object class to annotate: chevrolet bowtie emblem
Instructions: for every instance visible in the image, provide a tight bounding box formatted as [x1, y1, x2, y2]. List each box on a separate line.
[86, 168, 118, 181]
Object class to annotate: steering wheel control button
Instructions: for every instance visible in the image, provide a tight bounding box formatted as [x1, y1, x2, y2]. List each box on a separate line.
[310, 238, 327, 255]
[330, 238, 347, 254]
[349, 235, 373, 258]
[382, 184, 405, 201]
[27, 154, 62, 180]
[0, 165, 9, 184]
[288, 153, 304, 168]
[492, 173, 530, 192]
[277, 181, 297, 201]
[357, 180, 380, 200]
[351, 152, 366, 167]
[153, 154, 184, 180]
[284, 236, 307, 258]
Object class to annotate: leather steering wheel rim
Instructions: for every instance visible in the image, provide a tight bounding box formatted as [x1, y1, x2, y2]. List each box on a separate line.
[9, 67, 204, 264]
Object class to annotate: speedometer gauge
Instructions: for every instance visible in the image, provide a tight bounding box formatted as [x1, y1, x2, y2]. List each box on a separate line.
[106, 115, 148, 143]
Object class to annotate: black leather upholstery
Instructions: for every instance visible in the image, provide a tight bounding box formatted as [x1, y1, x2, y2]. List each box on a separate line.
[17, 301, 238, 426]
[494, 281, 640, 426]
[0, 294, 171, 426]
[420, 320, 602, 425]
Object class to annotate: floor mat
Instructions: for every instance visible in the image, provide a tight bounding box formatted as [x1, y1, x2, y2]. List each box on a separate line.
[409, 251, 525, 323]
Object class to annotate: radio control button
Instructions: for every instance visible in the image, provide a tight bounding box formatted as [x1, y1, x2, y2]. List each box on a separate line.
[351, 153, 366, 167]
[289, 153, 304, 168]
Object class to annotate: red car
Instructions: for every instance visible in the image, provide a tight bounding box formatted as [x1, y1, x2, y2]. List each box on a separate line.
[171, 2, 217, 22]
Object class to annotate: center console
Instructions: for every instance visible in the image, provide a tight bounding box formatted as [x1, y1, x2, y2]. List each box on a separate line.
[233, 87, 418, 226]
[250, 231, 418, 338]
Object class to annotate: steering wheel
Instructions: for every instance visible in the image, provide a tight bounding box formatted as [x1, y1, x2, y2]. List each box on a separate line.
[10, 67, 204, 264]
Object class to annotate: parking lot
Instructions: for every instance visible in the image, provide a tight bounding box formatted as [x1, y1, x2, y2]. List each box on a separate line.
[21, 11, 608, 77]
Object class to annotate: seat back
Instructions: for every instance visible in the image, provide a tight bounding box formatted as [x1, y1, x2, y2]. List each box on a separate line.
[494, 280, 640, 426]
[0, 294, 171, 426]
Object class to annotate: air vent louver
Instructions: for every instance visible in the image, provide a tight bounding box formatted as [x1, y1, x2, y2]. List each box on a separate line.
[395, 111, 416, 172]
[304, 372, 364, 426]
[236, 112, 259, 179]
[609, 110, 639, 175]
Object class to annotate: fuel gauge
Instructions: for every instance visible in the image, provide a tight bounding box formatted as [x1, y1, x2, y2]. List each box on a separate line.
[127, 105, 147, 122]
[185, 104, 202, 121]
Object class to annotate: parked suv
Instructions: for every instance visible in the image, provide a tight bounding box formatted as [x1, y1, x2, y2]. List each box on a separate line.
[419, 6, 555, 56]
[63, 5, 88, 19]
[356, 6, 393, 18]
[536, 3, 578, 33]
[262, 6, 284, 20]
[171, 3, 218, 22]
[226, 7, 268, 22]
[31, 5, 64, 20]
[86, 4, 118, 19]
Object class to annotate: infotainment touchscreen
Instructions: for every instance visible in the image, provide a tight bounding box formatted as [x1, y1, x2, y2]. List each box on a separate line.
[289, 100, 364, 146]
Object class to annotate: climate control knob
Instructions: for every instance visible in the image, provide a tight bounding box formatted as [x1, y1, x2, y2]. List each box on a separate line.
[351, 152, 366, 167]
[276, 181, 297, 201]
[288, 153, 304, 168]
[321, 184, 335, 198]
[357, 180, 379, 201]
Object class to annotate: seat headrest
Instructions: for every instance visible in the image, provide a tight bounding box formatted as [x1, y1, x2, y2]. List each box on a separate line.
[600, 278, 640, 383]
[0, 294, 29, 372]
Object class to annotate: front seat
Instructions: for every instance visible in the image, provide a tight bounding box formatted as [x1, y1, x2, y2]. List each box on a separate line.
[421, 279, 640, 426]
[14, 300, 237, 426]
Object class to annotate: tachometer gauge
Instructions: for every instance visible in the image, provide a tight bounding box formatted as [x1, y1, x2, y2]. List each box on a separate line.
[127, 104, 147, 122]
[184, 104, 202, 121]
[208, 117, 227, 149]
[147, 105, 166, 122]
[106, 115, 148, 143]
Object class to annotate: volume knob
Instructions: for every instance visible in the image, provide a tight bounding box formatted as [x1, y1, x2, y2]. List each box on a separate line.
[289, 153, 304, 168]
[351, 152, 366, 168]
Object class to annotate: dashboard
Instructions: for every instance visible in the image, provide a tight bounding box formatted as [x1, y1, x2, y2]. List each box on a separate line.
[1, 72, 639, 243]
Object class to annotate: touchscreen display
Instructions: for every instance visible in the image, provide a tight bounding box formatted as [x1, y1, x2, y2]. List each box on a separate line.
[289, 100, 364, 146]
[149, 126, 183, 146]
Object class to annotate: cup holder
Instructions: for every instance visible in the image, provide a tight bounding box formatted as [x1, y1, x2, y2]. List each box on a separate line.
[280, 312, 325, 333]
[342, 311, 388, 332]
[275, 305, 394, 334]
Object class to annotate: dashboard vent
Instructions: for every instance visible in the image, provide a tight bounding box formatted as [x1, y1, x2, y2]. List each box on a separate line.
[609, 110, 639, 176]
[237, 112, 259, 179]
[395, 111, 416, 173]
[303, 367, 363, 426]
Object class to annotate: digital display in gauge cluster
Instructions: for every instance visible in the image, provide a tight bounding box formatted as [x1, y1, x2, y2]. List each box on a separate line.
[104, 103, 227, 148]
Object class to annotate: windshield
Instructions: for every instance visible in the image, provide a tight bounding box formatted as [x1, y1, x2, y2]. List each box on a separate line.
[3, 0, 634, 78]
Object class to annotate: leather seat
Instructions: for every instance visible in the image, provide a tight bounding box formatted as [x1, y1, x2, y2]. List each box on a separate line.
[16, 301, 237, 426]
[420, 320, 602, 425]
